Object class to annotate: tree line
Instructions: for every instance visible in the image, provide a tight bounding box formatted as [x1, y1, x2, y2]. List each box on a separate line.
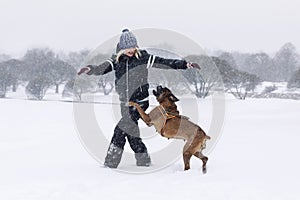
[0, 42, 300, 100]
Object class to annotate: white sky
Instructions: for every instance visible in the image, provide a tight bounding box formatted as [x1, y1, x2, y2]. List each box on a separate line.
[1, 0, 300, 57]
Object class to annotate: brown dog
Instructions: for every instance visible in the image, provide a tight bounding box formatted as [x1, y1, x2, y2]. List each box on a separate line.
[129, 85, 211, 173]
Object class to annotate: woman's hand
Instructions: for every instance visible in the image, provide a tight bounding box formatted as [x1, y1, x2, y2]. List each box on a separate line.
[77, 67, 91, 75]
[187, 62, 200, 69]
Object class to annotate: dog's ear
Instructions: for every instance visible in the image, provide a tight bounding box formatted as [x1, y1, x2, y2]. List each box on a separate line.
[169, 94, 179, 102]
[153, 90, 158, 97]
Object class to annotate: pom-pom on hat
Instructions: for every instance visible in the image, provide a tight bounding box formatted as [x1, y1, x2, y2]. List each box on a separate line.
[118, 29, 138, 50]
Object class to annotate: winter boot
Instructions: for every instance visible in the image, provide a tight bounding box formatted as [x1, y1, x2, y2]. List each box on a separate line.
[104, 143, 124, 168]
[135, 152, 151, 167]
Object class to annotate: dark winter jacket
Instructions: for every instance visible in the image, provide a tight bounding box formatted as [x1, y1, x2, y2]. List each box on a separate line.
[87, 50, 187, 103]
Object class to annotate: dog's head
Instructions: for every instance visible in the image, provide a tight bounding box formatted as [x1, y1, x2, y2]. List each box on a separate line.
[153, 85, 179, 103]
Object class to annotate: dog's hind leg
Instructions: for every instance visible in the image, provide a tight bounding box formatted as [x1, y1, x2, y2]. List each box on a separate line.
[183, 151, 193, 171]
[193, 151, 208, 174]
[183, 143, 193, 171]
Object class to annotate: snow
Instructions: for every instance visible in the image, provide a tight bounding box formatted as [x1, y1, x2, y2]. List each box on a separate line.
[1, 91, 300, 200]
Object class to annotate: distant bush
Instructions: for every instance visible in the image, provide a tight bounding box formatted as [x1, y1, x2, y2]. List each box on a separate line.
[25, 77, 52, 100]
[262, 85, 278, 94]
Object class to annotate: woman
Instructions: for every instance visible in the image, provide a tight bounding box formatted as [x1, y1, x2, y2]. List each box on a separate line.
[78, 29, 199, 168]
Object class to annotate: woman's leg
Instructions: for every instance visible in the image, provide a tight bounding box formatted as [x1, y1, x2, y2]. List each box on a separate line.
[104, 102, 146, 168]
[104, 118, 127, 168]
[104, 102, 151, 168]
[127, 133, 151, 167]
[126, 101, 151, 166]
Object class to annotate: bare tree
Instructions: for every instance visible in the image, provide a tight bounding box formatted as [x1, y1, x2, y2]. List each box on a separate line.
[226, 71, 261, 100]
[183, 55, 222, 98]
[25, 76, 52, 100]
[0, 59, 23, 97]
[49, 59, 76, 93]
[97, 73, 114, 95]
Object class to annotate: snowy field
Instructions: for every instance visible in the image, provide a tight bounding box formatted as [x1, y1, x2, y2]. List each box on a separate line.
[1, 91, 300, 200]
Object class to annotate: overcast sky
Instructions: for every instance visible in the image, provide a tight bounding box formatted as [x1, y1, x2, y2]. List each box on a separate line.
[1, 0, 300, 57]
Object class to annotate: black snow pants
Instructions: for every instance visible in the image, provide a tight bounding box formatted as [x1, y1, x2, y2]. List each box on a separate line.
[104, 100, 151, 168]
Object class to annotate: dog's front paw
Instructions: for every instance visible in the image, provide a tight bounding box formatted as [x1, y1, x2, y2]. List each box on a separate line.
[128, 101, 135, 107]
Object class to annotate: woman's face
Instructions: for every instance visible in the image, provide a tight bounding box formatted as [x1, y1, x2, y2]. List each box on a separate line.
[124, 48, 136, 57]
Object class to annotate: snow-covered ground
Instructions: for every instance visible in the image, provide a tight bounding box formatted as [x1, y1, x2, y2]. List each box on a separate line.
[1, 90, 300, 200]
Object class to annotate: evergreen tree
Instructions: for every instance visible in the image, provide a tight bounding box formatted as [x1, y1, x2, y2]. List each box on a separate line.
[272, 43, 300, 81]
[288, 69, 300, 88]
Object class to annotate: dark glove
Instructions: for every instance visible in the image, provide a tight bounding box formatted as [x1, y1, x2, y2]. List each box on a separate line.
[77, 67, 91, 75]
[187, 62, 201, 70]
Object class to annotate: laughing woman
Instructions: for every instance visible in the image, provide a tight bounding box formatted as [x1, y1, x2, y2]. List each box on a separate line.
[78, 29, 200, 168]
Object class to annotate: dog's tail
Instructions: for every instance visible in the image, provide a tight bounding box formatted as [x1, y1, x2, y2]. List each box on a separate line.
[205, 135, 211, 140]
[200, 135, 211, 150]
